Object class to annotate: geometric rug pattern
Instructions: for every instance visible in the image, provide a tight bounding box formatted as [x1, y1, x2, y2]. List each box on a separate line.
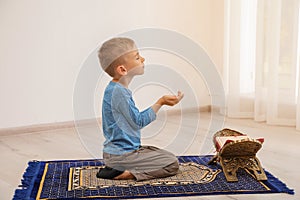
[70, 162, 221, 190]
[13, 155, 294, 199]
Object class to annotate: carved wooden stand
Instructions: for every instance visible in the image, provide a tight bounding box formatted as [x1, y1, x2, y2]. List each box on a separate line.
[208, 129, 268, 182]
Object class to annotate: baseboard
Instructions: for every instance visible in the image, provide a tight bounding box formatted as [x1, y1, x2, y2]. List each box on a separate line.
[0, 121, 75, 136]
[166, 105, 211, 115]
[0, 106, 211, 136]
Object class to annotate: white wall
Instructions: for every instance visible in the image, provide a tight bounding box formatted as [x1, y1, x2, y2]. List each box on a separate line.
[0, 0, 224, 129]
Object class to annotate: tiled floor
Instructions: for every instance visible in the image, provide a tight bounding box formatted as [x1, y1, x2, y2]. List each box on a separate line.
[0, 112, 299, 200]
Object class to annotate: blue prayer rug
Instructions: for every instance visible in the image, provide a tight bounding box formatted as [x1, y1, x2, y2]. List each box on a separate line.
[13, 155, 294, 199]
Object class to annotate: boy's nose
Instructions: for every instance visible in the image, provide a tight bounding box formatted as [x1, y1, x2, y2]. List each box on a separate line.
[141, 56, 145, 63]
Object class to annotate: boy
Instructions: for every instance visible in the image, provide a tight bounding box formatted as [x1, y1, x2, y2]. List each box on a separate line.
[97, 37, 184, 181]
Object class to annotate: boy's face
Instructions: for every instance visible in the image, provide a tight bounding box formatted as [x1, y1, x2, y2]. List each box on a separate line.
[122, 50, 145, 76]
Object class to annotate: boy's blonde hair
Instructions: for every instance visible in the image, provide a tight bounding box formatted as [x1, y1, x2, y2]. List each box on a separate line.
[98, 37, 136, 77]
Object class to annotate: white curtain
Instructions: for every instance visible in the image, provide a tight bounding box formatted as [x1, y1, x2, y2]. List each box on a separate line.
[224, 0, 300, 130]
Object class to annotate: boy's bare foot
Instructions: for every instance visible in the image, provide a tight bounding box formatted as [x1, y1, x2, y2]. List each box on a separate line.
[113, 170, 135, 180]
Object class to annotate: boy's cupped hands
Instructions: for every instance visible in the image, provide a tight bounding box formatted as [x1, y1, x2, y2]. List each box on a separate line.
[157, 91, 184, 106]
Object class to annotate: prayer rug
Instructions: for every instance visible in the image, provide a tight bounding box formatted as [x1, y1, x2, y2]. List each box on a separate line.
[13, 155, 294, 199]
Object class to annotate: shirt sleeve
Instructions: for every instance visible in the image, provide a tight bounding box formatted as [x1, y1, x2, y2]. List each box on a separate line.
[114, 90, 156, 130]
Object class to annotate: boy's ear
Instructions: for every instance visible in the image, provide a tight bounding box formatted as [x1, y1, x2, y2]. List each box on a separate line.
[116, 65, 128, 75]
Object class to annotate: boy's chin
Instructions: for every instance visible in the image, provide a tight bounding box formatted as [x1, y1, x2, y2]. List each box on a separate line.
[131, 68, 144, 75]
[132, 72, 144, 76]
[137, 70, 144, 75]
[139, 70, 145, 75]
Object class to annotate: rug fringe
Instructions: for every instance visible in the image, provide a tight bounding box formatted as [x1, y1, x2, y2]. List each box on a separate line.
[265, 170, 295, 195]
[13, 160, 42, 200]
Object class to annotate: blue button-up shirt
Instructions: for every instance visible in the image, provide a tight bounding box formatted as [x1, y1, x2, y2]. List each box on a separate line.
[102, 81, 156, 155]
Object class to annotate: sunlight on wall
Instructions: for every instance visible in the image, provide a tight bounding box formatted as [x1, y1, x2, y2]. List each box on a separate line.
[239, 0, 257, 94]
[296, 5, 300, 99]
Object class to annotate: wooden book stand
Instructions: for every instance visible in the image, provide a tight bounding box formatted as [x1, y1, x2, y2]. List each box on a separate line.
[208, 128, 268, 182]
